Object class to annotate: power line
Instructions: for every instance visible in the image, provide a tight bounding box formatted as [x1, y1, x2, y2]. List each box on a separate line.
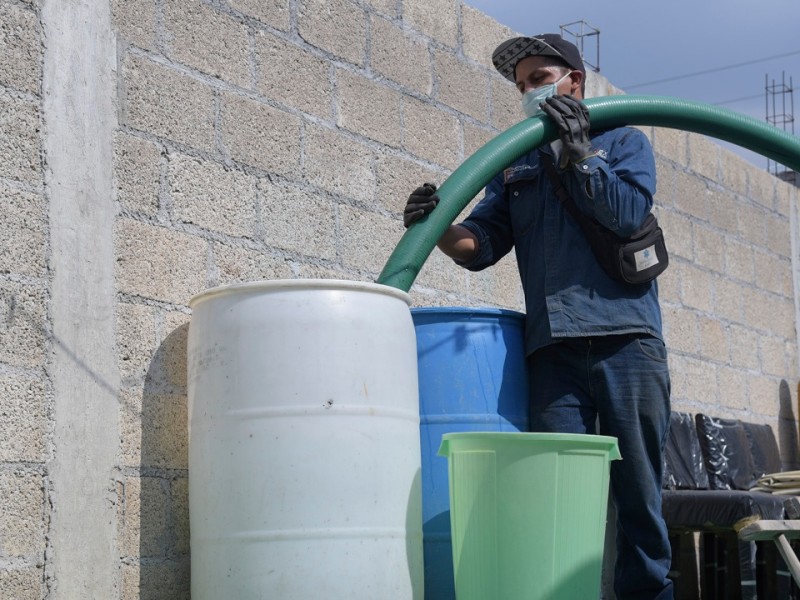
[622, 50, 800, 90]
[712, 93, 763, 106]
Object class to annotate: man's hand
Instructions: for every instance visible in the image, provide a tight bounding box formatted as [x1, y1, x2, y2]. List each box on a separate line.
[541, 95, 596, 165]
[403, 183, 439, 228]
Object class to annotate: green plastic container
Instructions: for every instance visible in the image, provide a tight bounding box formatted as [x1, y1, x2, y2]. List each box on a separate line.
[437, 432, 621, 599]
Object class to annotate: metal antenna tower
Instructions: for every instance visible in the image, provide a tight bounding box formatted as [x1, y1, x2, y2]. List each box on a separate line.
[765, 71, 796, 183]
[559, 20, 600, 73]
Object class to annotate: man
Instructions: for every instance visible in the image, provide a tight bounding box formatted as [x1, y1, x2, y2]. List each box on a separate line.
[404, 34, 673, 600]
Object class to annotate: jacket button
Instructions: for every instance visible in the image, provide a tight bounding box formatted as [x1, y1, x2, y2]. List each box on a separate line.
[513, 191, 519, 197]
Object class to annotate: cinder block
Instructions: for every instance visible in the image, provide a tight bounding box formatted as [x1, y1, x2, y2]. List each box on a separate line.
[704, 188, 738, 234]
[718, 147, 748, 196]
[0, 91, 41, 184]
[585, 72, 615, 98]
[164, 0, 250, 87]
[0, 471, 44, 558]
[123, 55, 215, 151]
[121, 560, 190, 600]
[693, 224, 725, 273]
[670, 354, 717, 405]
[657, 260, 682, 304]
[298, 0, 366, 66]
[229, 0, 290, 31]
[119, 476, 168, 558]
[662, 305, 700, 356]
[724, 238, 755, 283]
[653, 158, 678, 208]
[260, 181, 337, 260]
[112, 0, 156, 50]
[760, 335, 789, 378]
[671, 170, 711, 221]
[749, 375, 781, 417]
[463, 122, 496, 160]
[0, 186, 45, 277]
[220, 92, 301, 176]
[743, 288, 794, 334]
[114, 133, 162, 216]
[171, 477, 190, 555]
[713, 277, 745, 323]
[374, 153, 441, 214]
[717, 366, 749, 411]
[292, 262, 352, 280]
[254, 34, 331, 119]
[414, 245, 466, 295]
[461, 5, 514, 70]
[754, 250, 791, 298]
[652, 128, 688, 165]
[403, 0, 457, 48]
[162, 311, 189, 389]
[169, 153, 258, 238]
[402, 96, 460, 169]
[681, 264, 714, 313]
[0, 568, 42, 600]
[123, 388, 188, 470]
[775, 180, 795, 217]
[765, 212, 791, 258]
[787, 343, 799, 380]
[337, 204, 403, 273]
[687, 133, 720, 181]
[490, 78, 520, 131]
[0, 374, 46, 463]
[119, 388, 142, 467]
[657, 208, 693, 260]
[211, 243, 294, 286]
[466, 255, 524, 310]
[363, 0, 396, 14]
[0, 3, 41, 94]
[728, 323, 760, 370]
[305, 126, 375, 201]
[698, 315, 729, 363]
[115, 218, 208, 305]
[434, 49, 489, 122]
[748, 167, 777, 209]
[0, 280, 46, 369]
[369, 15, 431, 95]
[336, 69, 402, 148]
[735, 201, 767, 248]
[117, 302, 157, 382]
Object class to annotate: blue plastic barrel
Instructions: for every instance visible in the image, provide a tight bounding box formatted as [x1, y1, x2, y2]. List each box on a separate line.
[411, 307, 530, 600]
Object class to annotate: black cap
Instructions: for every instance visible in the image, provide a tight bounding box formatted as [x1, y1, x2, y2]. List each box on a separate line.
[492, 34, 585, 82]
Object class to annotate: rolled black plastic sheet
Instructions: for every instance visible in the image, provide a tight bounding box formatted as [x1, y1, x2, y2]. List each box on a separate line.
[695, 414, 758, 491]
[378, 95, 800, 292]
[663, 412, 708, 490]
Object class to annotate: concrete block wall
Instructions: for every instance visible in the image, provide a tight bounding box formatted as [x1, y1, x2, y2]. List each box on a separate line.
[0, 0, 48, 598]
[1, 0, 798, 597]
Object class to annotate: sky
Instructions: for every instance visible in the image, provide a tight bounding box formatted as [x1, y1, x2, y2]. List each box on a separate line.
[465, 0, 800, 170]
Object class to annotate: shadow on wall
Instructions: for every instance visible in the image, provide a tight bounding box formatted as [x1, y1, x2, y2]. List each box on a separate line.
[778, 380, 799, 471]
[136, 322, 191, 599]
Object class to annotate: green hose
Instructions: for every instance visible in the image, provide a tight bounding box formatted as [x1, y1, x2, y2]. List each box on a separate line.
[377, 95, 800, 292]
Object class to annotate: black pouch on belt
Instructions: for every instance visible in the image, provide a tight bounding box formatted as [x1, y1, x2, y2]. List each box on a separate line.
[541, 154, 669, 285]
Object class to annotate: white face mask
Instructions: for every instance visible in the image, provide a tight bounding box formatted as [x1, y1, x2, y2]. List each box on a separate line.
[521, 71, 572, 117]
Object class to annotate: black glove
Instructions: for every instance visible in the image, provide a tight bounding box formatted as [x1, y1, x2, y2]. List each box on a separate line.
[403, 183, 439, 228]
[540, 95, 596, 165]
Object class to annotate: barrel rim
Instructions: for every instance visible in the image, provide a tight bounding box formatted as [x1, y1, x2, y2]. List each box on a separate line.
[189, 278, 412, 308]
[410, 306, 525, 319]
[439, 431, 621, 456]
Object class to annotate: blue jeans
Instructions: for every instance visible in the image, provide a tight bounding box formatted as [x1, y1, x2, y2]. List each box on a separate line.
[528, 334, 673, 600]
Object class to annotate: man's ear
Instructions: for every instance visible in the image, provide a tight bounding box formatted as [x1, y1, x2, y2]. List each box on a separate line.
[569, 70, 584, 98]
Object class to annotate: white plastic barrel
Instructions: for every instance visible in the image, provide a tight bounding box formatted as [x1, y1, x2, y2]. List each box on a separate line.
[187, 280, 424, 600]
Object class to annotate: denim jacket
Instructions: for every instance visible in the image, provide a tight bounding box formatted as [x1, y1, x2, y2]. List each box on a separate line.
[457, 127, 663, 355]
